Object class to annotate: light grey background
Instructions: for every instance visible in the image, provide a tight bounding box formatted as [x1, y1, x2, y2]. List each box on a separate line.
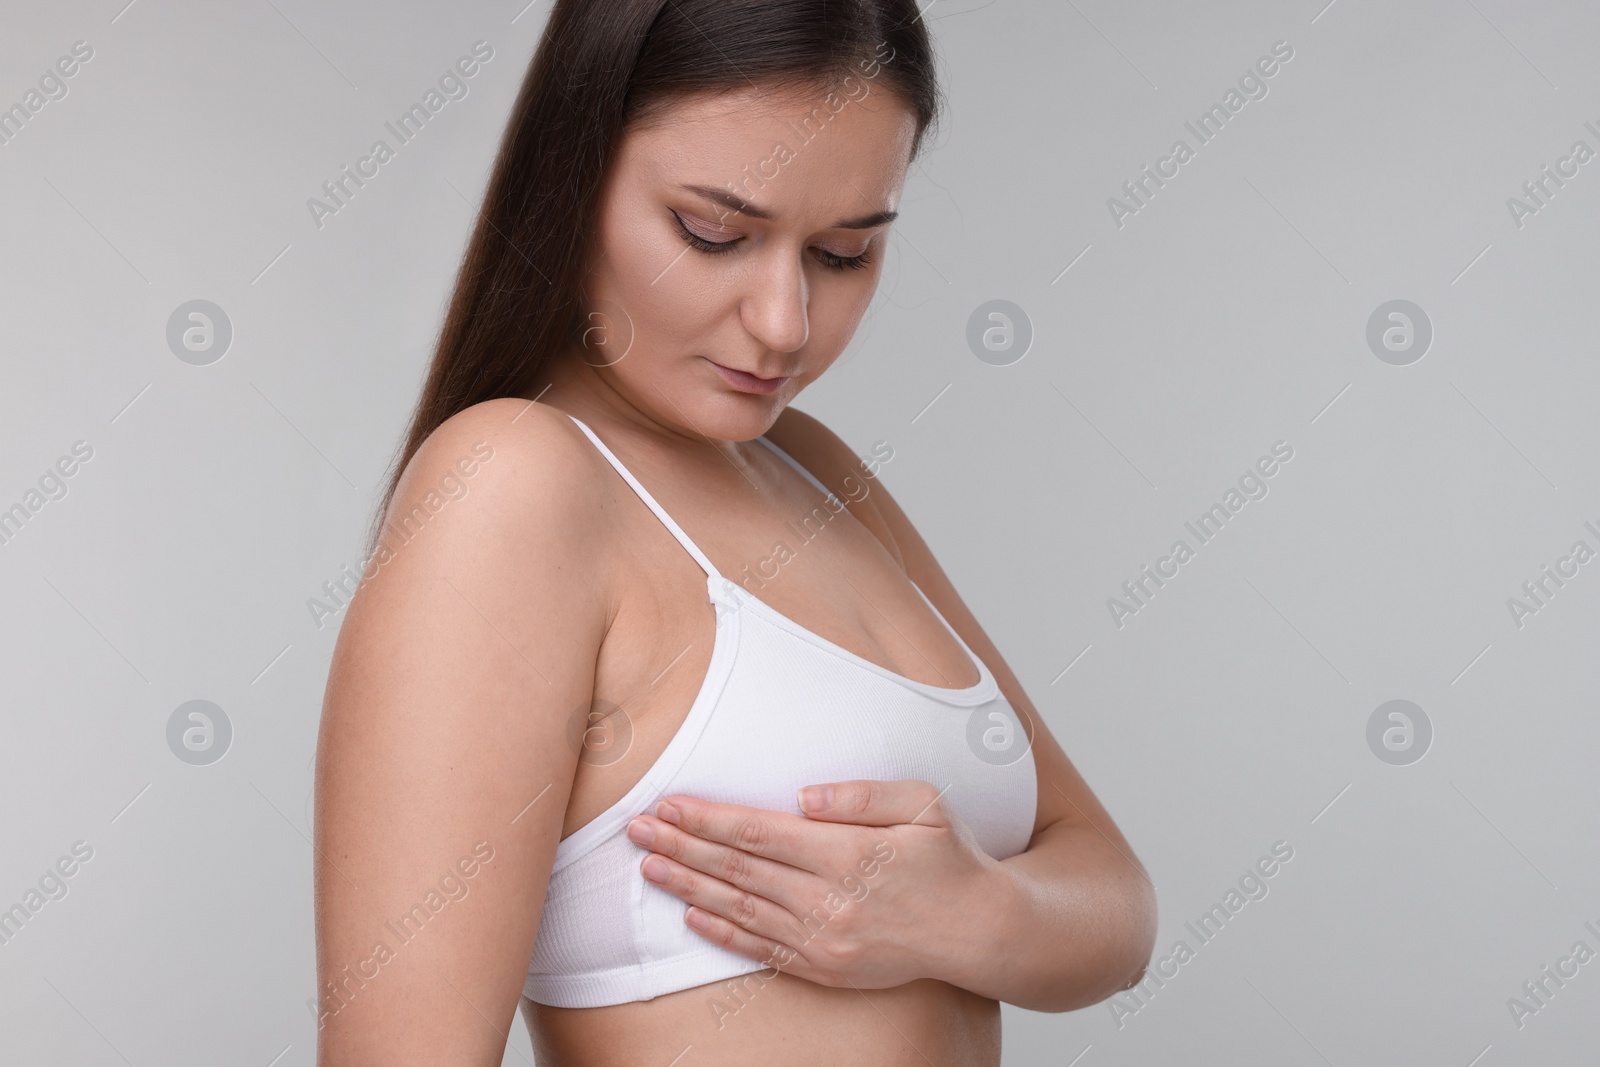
[3, 0, 1597, 1063]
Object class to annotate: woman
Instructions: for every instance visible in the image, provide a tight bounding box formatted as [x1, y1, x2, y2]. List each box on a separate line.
[313, 1, 1156, 1063]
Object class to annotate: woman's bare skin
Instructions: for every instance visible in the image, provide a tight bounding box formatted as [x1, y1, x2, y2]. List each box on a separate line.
[519, 360, 1019, 1067]
[314, 77, 1151, 1067]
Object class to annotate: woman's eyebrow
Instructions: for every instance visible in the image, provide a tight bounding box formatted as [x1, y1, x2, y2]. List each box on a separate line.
[680, 183, 897, 229]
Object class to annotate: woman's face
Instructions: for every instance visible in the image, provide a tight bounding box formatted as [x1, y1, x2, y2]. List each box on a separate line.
[571, 77, 918, 442]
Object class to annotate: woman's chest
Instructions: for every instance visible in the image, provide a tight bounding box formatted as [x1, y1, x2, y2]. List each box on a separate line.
[662, 609, 1037, 860]
[563, 570, 1037, 862]
[560, 502, 1005, 841]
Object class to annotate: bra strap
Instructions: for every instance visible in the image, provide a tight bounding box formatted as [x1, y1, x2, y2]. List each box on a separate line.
[564, 414, 723, 582]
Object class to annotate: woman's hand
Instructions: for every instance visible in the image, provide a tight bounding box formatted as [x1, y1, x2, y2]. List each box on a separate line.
[623, 778, 1011, 991]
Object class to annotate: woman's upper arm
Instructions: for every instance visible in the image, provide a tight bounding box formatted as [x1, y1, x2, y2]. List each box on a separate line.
[313, 400, 606, 1064]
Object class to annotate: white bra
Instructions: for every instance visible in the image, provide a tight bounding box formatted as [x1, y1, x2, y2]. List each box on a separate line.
[522, 413, 1037, 1007]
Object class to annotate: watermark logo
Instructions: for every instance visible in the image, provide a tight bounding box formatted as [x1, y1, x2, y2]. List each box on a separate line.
[965, 299, 1033, 366]
[1365, 299, 1431, 366]
[565, 697, 633, 767]
[166, 300, 233, 366]
[965, 701, 1034, 766]
[1365, 699, 1431, 766]
[167, 700, 233, 766]
[578, 298, 635, 367]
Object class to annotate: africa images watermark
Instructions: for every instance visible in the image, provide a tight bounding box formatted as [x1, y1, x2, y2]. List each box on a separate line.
[704, 39, 897, 227]
[733, 440, 895, 595]
[1107, 39, 1296, 229]
[1504, 517, 1600, 630]
[1109, 839, 1295, 1028]
[0, 440, 95, 549]
[0, 840, 95, 948]
[1506, 917, 1600, 1030]
[1107, 440, 1295, 629]
[702, 838, 897, 1030]
[308, 841, 496, 1029]
[0, 39, 95, 149]
[306, 41, 495, 230]
[1505, 117, 1600, 230]
[307, 439, 494, 629]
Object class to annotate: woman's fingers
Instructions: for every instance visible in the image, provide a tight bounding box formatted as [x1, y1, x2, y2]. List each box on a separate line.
[628, 812, 808, 909]
[683, 905, 804, 974]
[648, 795, 835, 871]
[796, 779, 951, 828]
[635, 846, 809, 956]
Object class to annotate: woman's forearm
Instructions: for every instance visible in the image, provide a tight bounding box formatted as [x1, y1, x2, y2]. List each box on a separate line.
[936, 819, 1159, 1013]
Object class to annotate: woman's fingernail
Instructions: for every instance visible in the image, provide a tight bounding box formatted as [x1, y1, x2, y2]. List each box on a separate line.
[655, 801, 681, 824]
[686, 907, 711, 931]
[798, 786, 832, 812]
[642, 856, 670, 883]
[626, 818, 654, 846]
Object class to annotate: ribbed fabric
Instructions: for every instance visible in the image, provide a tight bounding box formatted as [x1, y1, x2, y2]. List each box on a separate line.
[522, 414, 1038, 1007]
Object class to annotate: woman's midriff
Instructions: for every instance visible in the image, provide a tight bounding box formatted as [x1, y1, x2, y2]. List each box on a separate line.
[523, 974, 1001, 1067]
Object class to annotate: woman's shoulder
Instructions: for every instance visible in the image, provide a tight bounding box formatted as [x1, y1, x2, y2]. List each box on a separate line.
[378, 398, 616, 574]
[339, 396, 615, 702]
[763, 405, 906, 569]
[410, 395, 594, 463]
[398, 398, 610, 510]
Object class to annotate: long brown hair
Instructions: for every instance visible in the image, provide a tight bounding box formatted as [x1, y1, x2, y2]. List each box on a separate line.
[365, 0, 942, 555]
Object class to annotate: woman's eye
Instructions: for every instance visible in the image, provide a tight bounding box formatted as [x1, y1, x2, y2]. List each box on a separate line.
[670, 208, 875, 272]
[670, 209, 739, 253]
[815, 247, 874, 271]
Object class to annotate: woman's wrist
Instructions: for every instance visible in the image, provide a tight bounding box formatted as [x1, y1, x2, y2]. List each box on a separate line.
[921, 852, 1026, 996]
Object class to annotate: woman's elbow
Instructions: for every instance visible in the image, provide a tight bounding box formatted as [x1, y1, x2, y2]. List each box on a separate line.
[1042, 877, 1160, 1014]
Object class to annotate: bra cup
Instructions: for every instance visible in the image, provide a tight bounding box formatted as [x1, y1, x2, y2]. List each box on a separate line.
[523, 604, 1037, 1007]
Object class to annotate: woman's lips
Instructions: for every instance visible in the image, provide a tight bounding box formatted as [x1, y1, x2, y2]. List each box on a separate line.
[707, 359, 789, 395]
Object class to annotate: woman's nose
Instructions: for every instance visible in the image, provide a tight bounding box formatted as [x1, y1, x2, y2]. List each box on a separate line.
[739, 247, 810, 353]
